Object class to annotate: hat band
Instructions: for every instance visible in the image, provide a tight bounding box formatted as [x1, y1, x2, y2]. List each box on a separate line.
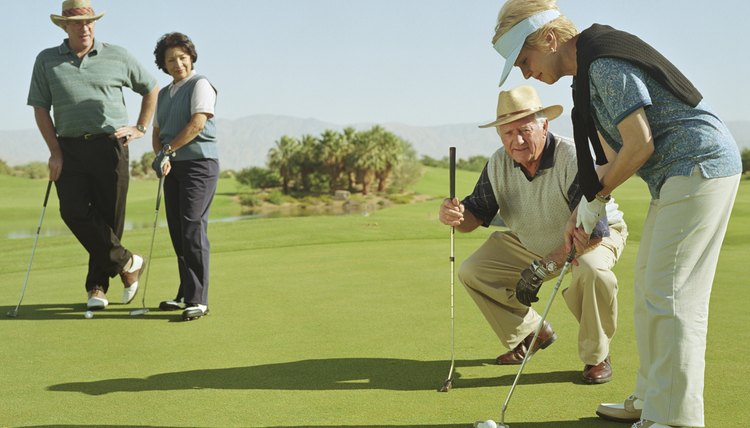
[494, 9, 561, 58]
[496, 107, 539, 121]
[62, 7, 96, 17]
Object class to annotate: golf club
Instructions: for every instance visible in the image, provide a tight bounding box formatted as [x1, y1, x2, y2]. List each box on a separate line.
[439, 146, 457, 392]
[474, 247, 577, 427]
[130, 175, 164, 316]
[7, 181, 53, 318]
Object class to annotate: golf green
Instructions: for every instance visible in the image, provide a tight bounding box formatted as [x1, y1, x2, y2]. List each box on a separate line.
[0, 173, 747, 427]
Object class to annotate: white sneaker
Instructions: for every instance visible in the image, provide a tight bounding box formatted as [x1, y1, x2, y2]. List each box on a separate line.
[87, 288, 109, 310]
[597, 394, 643, 423]
[182, 304, 208, 321]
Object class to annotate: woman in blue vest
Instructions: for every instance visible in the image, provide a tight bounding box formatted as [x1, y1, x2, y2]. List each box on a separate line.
[490, 1, 741, 428]
[152, 32, 218, 321]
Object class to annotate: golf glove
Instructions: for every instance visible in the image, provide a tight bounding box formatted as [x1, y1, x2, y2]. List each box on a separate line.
[516, 260, 549, 306]
[576, 197, 606, 234]
[151, 149, 171, 178]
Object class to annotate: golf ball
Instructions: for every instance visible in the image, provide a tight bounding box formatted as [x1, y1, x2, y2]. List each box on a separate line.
[481, 421, 498, 428]
[84, 311, 93, 319]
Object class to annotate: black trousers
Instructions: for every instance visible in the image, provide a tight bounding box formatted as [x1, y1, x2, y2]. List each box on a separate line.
[163, 158, 219, 306]
[56, 135, 132, 292]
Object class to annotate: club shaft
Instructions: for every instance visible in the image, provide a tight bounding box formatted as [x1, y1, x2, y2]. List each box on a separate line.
[501, 248, 576, 424]
[139, 176, 164, 308]
[445, 146, 457, 383]
[11, 181, 52, 315]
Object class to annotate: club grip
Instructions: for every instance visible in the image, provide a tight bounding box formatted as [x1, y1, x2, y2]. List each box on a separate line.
[565, 247, 576, 263]
[42, 180, 52, 207]
[449, 147, 456, 199]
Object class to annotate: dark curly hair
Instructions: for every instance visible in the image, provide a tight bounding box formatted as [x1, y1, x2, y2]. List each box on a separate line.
[153, 32, 198, 75]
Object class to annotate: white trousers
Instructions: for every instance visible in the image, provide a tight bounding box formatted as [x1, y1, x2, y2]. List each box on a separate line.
[634, 170, 740, 427]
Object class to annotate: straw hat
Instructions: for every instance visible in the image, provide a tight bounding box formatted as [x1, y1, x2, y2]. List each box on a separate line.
[479, 85, 562, 128]
[50, 0, 104, 29]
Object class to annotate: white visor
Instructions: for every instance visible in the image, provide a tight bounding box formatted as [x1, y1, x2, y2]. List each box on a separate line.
[493, 9, 561, 87]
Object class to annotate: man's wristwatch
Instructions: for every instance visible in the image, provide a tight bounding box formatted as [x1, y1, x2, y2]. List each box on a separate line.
[595, 192, 611, 203]
[530, 260, 549, 279]
[543, 259, 558, 273]
[163, 144, 174, 155]
[136, 124, 147, 133]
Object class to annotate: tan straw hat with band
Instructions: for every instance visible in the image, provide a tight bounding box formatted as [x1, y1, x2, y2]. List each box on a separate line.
[50, 0, 104, 28]
[479, 85, 563, 128]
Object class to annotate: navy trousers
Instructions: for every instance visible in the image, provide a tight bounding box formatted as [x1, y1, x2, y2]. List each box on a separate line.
[163, 158, 219, 306]
[56, 135, 132, 292]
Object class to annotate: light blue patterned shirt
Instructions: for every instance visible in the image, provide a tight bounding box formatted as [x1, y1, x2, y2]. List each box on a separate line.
[586, 57, 741, 199]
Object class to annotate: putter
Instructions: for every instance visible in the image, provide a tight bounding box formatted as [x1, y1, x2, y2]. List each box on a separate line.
[475, 248, 577, 428]
[7, 181, 53, 318]
[439, 147, 457, 392]
[130, 175, 164, 316]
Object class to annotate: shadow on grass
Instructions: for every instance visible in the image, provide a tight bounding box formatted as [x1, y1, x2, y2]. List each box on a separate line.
[262, 420, 623, 428]
[20, 417, 623, 428]
[1, 303, 183, 321]
[48, 358, 582, 395]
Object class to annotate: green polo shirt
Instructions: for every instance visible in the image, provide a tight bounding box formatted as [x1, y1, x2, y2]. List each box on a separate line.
[27, 39, 157, 137]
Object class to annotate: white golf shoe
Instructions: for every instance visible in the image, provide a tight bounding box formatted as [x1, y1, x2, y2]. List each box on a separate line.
[597, 394, 643, 423]
[120, 255, 145, 304]
[87, 287, 108, 310]
[182, 304, 208, 321]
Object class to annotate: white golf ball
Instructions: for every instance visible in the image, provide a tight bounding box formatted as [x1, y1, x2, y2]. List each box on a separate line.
[84, 311, 93, 319]
[481, 421, 498, 428]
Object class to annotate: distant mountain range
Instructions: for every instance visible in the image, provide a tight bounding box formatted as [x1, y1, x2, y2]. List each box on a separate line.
[1, 114, 748, 171]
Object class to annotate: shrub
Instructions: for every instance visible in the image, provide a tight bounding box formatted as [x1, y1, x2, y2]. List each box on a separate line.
[267, 190, 284, 205]
[386, 194, 413, 204]
[741, 148, 750, 174]
[239, 193, 261, 207]
[236, 167, 282, 189]
[14, 162, 48, 179]
[0, 159, 12, 176]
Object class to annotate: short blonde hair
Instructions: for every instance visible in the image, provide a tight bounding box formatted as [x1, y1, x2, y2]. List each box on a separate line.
[492, 0, 578, 49]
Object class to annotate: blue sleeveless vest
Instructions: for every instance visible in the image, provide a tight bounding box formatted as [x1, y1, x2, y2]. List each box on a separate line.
[156, 74, 218, 161]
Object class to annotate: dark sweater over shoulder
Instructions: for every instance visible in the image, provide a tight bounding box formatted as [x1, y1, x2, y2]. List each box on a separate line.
[572, 23, 702, 200]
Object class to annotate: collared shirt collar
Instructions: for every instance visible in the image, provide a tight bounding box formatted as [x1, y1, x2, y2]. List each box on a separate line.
[513, 131, 557, 180]
[168, 70, 197, 97]
[59, 38, 103, 56]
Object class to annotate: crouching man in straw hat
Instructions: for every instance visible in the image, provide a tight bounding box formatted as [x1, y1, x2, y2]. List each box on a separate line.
[27, 0, 158, 311]
[438, 85, 627, 384]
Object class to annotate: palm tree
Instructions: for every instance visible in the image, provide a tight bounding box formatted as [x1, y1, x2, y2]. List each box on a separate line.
[351, 128, 381, 195]
[267, 135, 299, 194]
[369, 126, 403, 192]
[342, 127, 361, 192]
[292, 134, 319, 192]
[317, 129, 349, 193]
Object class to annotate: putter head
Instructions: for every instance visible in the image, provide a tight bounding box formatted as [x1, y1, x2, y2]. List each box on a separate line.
[438, 378, 453, 392]
[129, 308, 149, 316]
[6, 309, 18, 318]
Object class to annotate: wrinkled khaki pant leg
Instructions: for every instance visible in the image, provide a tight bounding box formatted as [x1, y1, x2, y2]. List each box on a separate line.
[563, 222, 627, 365]
[458, 231, 541, 350]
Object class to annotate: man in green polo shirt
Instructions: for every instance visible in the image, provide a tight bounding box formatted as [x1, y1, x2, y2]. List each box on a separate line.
[27, 0, 158, 311]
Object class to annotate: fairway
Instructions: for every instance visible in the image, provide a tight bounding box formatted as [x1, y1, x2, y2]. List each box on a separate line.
[0, 173, 748, 427]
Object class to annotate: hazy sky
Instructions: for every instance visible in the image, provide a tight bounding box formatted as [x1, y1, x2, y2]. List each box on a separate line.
[3, 0, 747, 131]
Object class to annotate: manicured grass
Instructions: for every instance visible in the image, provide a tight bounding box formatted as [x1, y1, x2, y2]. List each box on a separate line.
[0, 173, 748, 427]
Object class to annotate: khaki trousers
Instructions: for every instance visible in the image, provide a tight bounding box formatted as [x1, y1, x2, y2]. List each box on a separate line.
[634, 170, 740, 427]
[458, 223, 627, 365]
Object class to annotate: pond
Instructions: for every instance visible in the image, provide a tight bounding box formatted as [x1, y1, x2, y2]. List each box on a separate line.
[5, 200, 383, 239]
